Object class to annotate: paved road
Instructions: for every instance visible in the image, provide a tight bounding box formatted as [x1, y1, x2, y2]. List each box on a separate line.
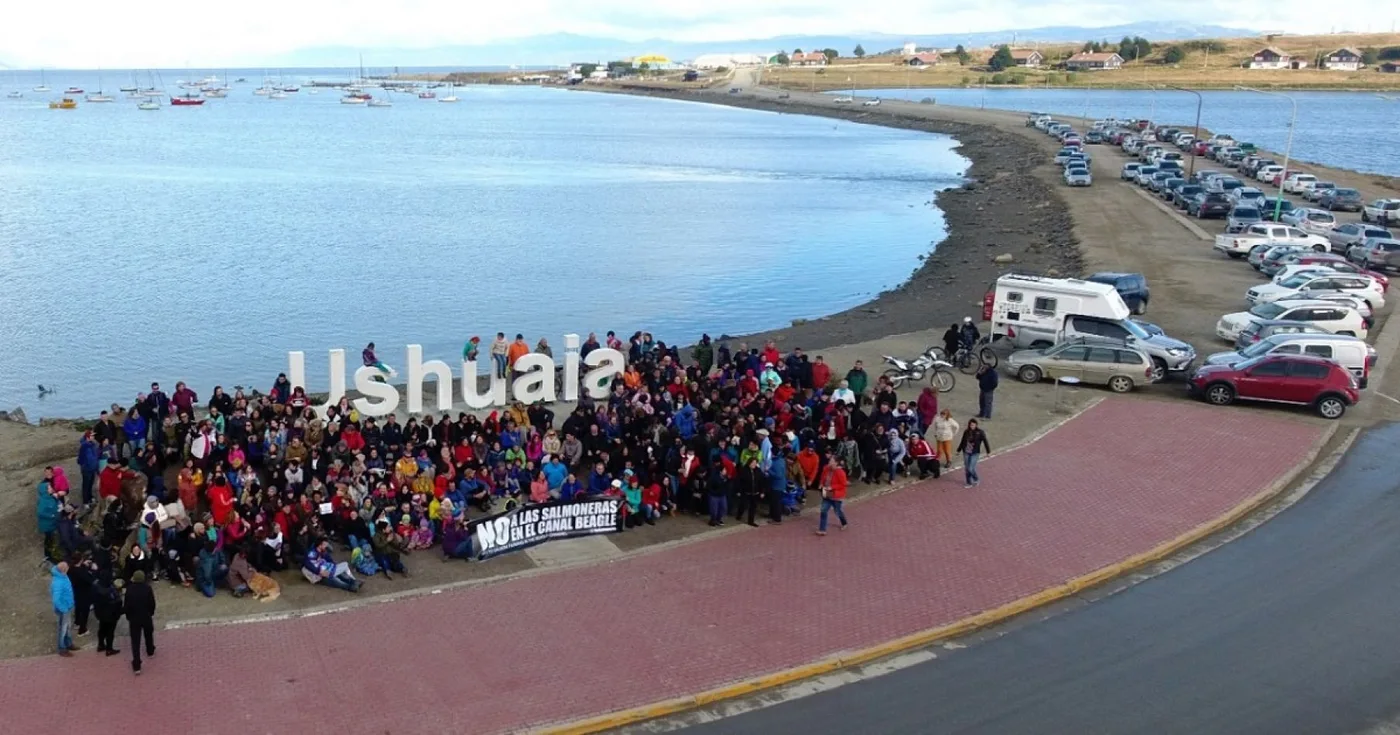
[682, 421, 1400, 735]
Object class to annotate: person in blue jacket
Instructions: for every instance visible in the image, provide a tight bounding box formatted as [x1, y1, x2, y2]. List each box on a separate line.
[586, 462, 612, 497]
[77, 432, 101, 506]
[673, 401, 697, 441]
[122, 410, 148, 457]
[36, 469, 61, 561]
[50, 562, 77, 656]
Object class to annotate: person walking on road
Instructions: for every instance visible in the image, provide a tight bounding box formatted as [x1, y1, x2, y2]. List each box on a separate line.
[932, 409, 959, 469]
[124, 570, 157, 675]
[50, 561, 78, 657]
[975, 364, 999, 420]
[816, 459, 850, 536]
[93, 577, 124, 656]
[958, 419, 991, 488]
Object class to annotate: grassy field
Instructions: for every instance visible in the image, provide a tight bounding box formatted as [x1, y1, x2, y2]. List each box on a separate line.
[765, 31, 1400, 90]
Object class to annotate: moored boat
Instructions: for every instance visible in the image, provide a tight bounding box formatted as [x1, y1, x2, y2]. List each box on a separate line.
[85, 93, 115, 102]
[64, 86, 83, 94]
[137, 99, 159, 110]
[418, 90, 436, 99]
[169, 94, 205, 106]
[340, 94, 367, 104]
[48, 98, 77, 109]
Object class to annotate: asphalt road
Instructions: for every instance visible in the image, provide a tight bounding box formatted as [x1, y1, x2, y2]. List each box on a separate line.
[683, 422, 1400, 735]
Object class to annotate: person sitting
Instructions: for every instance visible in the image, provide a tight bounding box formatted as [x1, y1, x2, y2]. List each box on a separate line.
[302, 538, 360, 592]
[371, 520, 409, 579]
[441, 517, 473, 561]
[908, 434, 940, 480]
[194, 540, 227, 598]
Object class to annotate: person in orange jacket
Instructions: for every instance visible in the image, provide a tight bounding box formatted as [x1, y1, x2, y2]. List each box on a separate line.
[506, 334, 530, 377]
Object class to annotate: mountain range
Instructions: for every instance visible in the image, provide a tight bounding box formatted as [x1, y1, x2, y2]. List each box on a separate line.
[268, 22, 1257, 68]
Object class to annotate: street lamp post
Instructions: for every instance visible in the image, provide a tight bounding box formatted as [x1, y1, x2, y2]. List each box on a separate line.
[1164, 85, 1202, 178]
[1236, 86, 1298, 222]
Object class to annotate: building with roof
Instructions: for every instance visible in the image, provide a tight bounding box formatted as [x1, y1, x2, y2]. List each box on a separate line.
[1321, 47, 1363, 71]
[790, 51, 828, 67]
[1065, 52, 1124, 71]
[1009, 49, 1044, 68]
[1249, 47, 1292, 69]
[906, 51, 941, 66]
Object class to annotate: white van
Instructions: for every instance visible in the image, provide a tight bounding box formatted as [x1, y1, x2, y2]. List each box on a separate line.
[1203, 333, 1375, 388]
[987, 274, 1131, 349]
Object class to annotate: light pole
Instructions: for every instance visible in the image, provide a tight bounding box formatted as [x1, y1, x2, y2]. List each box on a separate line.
[1236, 86, 1298, 221]
[1164, 84, 1202, 178]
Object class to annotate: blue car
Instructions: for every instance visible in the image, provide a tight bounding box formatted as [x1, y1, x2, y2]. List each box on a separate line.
[1087, 272, 1150, 315]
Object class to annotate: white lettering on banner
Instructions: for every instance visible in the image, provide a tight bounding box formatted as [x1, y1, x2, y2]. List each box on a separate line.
[287, 334, 626, 419]
[472, 499, 623, 559]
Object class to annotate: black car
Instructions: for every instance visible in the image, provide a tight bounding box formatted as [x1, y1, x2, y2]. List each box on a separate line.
[1172, 184, 1205, 209]
[1159, 177, 1185, 200]
[1318, 188, 1363, 212]
[1259, 197, 1297, 221]
[1190, 191, 1231, 219]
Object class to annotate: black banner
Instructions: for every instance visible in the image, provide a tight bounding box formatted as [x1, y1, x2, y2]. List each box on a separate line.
[469, 498, 624, 560]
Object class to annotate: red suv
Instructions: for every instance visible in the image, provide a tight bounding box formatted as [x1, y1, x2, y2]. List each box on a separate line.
[1189, 354, 1358, 419]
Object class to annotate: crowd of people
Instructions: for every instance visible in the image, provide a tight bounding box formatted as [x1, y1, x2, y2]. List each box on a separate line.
[39, 328, 999, 665]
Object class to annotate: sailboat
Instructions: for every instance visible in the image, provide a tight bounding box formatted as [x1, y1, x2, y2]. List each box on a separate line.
[119, 73, 138, 93]
[86, 69, 115, 102]
[438, 83, 459, 103]
[6, 71, 21, 98]
[138, 98, 160, 110]
[270, 89, 288, 99]
[33, 69, 50, 92]
[367, 93, 391, 107]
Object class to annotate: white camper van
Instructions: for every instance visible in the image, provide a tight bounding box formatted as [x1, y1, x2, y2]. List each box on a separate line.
[987, 274, 1132, 349]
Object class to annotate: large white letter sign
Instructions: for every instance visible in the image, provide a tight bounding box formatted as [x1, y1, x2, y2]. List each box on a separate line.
[353, 367, 400, 416]
[582, 348, 626, 399]
[405, 344, 454, 414]
[461, 358, 507, 410]
[512, 354, 556, 404]
[288, 348, 347, 419]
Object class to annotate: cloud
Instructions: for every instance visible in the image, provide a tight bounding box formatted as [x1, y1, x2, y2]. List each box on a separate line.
[0, 0, 1383, 68]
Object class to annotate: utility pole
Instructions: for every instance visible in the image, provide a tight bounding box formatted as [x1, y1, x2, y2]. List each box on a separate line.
[1237, 86, 1297, 221]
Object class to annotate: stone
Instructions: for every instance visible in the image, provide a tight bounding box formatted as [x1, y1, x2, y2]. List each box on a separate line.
[993, 253, 1015, 265]
[1047, 268, 1062, 277]
[1, 407, 28, 424]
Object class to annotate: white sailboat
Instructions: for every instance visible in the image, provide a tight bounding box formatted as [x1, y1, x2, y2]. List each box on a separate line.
[6, 71, 21, 98]
[33, 68, 50, 92]
[438, 83, 459, 103]
[86, 69, 115, 102]
[138, 98, 160, 110]
[367, 94, 391, 107]
[270, 90, 288, 99]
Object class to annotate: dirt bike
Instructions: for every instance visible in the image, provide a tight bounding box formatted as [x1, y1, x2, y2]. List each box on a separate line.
[880, 348, 956, 393]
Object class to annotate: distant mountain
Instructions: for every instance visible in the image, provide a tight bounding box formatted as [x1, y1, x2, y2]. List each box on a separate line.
[273, 23, 1258, 67]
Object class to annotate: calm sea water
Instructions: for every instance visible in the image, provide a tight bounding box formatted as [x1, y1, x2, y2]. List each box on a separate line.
[0, 75, 965, 417]
[860, 88, 1400, 177]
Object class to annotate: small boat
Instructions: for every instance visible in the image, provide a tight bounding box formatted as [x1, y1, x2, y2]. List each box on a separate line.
[340, 94, 367, 104]
[203, 88, 228, 98]
[48, 98, 78, 109]
[119, 86, 137, 92]
[6, 90, 22, 99]
[64, 86, 83, 94]
[367, 97, 391, 107]
[235, 77, 247, 83]
[33, 69, 49, 92]
[85, 93, 115, 102]
[270, 91, 287, 99]
[438, 94, 459, 103]
[280, 85, 300, 93]
[138, 99, 159, 110]
[169, 93, 205, 106]
[418, 90, 436, 99]
[253, 86, 273, 96]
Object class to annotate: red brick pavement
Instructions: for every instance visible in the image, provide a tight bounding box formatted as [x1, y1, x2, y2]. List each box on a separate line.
[1, 399, 1325, 734]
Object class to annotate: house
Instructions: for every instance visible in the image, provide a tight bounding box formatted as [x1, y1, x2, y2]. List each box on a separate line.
[906, 52, 941, 67]
[1322, 47, 1364, 71]
[1248, 47, 1291, 69]
[791, 51, 828, 67]
[1010, 49, 1044, 68]
[1381, 62, 1400, 73]
[1065, 52, 1124, 71]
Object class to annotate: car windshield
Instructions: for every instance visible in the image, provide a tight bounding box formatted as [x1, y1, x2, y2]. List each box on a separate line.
[1314, 182, 1335, 189]
[1068, 168, 1088, 175]
[1334, 189, 1359, 197]
[1307, 212, 1334, 222]
[1121, 320, 1151, 339]
[1232, 355, 1271, 371]
[1233, 208, 1260, 218]
[1279, 274, 1312, 287]
[1239, 340, 1277, 358]
[1249, 303, 1288, 319]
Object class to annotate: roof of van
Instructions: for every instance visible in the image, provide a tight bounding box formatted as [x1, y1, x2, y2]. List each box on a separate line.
[996, 274, 1121, 296]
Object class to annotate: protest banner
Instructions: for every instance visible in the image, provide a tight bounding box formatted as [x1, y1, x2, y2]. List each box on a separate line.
[470, 497, 624, 560]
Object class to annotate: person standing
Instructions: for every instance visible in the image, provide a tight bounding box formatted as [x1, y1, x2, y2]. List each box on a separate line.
[507, 334, 531, 379]
[975, 364, 999, 420]
[124, 570, 157, 675]
[50, 561, 78, 657]
[766, 445, 788, 524]
[93, 577, 124, 656]
[706, 465, 729, 527]
[816, 459, 850, 536]
[77, 432, 100, 506]
[490, 332, 510, 380]
[957, 419, 991, 488]
[844, 361, 869, 405]
[931, 409, 959, 469]
[916, 387, 939, 435]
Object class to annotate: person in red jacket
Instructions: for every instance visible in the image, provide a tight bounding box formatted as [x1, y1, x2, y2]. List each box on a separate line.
[811, 356, 832, 392]
[642, 481, 664, 515]
[207, 477, 235, 526]
[816, 460, 849, 536]
[761, 341, 781, 368]
[908, 435, 940, 480]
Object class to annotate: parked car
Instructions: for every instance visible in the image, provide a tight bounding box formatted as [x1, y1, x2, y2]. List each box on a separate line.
[1189, 191, 1232, 219]
[1318, 188, 1363, 212]
[1233, 319, 1331, 351]
[1175, 134, 1195, 150]
[1004, 341, 1155, 394]
[1121, 162, 1143, 180]
[1062, 313, 1195, 380]
[1279, 207, 1337, 235]
[1258, 245, 1321, 275]
[1172, 184, 1204, 209]
[1247, 271, 1385, 310]
[1255, 165, 1285, 183]
[862, 98, 881, 107]
[1347, 237, 1400, 272]
[1192, 169, 1223, 185]
[1159, 178, 1185, 200]
[1225, 206, 1263, 234]
[1207, 176, 1244, 194]
[1156, 160, 1183, 176]
[1085, 272, 1151, 315]
[1259, 198, 1297, 221]
[1188, 355, 1358, 419]
[1135, 166, 1160, 187]
[1204, 333, 1374, 389]
[1299, 180, 1336, 202]
[1064, 166, 1092, 186]
[1362, 198, 1400, 225]
[1273, 252, 1390, 291]
[1329, 224, 1394, 254]
[1281, 173, 1318, 194]
[1054, 147, 1081, 165]
[1229, 186, 1265, 206]
[1084, 131, 1103, 144]
[1148, 171, 1175, 192]
[1214, 223, 1330, 259]
[1216, 300, 1368, 342]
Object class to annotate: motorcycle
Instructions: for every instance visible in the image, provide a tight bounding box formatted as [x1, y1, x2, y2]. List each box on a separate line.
[880, 348, 955, 393]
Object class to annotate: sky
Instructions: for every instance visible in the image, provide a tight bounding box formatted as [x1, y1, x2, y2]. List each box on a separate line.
[0, 0, 1394, 68]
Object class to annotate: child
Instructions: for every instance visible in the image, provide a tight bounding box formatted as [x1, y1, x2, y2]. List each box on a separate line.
[409, 518, 434, 550]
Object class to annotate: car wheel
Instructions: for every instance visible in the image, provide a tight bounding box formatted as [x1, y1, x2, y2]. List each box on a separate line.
[1314, 244, 1326, 252]
[1227, 252, 1244, 259]
[1362, 212, 1371, 223]
[1315, 395, 1347, 420]
[1149, 358, 1168, 382]
[1204, 382, 1236, 406]
[1108, 375, 1135, 393]
[1132, 301, 1146, 316]
[1017, 365, 1043, 384]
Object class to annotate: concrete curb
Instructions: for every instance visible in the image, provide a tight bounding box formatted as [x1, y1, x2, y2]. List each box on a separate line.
[531, 419, 1338, 735]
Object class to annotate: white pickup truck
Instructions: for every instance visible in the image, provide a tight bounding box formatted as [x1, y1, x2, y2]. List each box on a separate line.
[1213, 223, 1332, 259]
